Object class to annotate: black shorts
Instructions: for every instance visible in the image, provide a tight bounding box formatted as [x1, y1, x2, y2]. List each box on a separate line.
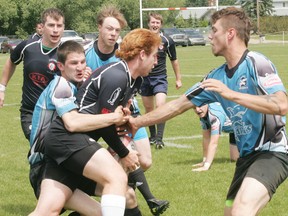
[44, 117, 102, 166]
[229, 133, 236, 146]
[20, 107, 33, 140]
[226, 151, 288, 201]
[140, 74, 168, 96]
[29, 161, 46, 198]
[44, 145, 99, 194]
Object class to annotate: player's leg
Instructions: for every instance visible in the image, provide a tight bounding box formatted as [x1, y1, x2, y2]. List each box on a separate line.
[225, 152, 288, 215]
[229, 133, 239, 162]
[133, 127, 152, 171]
[20, 108, 33, 140]
[229, 177, 269, 216]
[141, 95, 156, 144]
[154, 92, 167, 149]
[28, 179, 72, 216]
[65, 188, 101, 216]
[81, 148, 127, 216]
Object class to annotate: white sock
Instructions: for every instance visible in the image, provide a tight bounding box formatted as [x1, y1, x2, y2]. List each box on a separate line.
[101, 194, 126, 216]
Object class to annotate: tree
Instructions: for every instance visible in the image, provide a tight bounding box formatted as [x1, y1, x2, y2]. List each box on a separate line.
[241, 0, 274, 18]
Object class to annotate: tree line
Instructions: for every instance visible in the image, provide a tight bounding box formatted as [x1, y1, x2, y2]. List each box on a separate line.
[0, 0, 280, 38]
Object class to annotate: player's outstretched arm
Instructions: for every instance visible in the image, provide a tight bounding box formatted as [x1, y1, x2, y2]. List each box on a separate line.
[0, 58, 17, 108]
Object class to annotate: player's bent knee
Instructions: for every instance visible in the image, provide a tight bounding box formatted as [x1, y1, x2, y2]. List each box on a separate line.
[125, 186, 138, 208]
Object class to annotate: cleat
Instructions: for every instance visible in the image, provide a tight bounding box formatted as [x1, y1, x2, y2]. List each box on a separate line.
[149, 137, 157, 145]
[155, 139, 164, 149]
[68, 212, 80, 216]
[147, 198, 169, 216]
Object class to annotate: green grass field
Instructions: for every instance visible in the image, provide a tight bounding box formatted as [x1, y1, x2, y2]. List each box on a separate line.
[0, 43, 287, 216]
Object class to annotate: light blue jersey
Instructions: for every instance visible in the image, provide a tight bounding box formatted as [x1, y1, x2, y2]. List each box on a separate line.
[29, 75, 78, 165]
[200, 102, 233, 136]
[85, 39, 119, 71]
[85, 40, 148, 141]
[186, 50, 287, 157]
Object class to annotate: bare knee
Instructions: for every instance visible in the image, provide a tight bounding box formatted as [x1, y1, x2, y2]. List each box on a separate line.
[140, 158, 152, 171]
[125, 187, 138, 209]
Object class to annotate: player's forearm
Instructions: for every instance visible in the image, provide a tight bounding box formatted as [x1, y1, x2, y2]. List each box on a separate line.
[134, 95, 193, 128]
[230, 91, 288, 116]
[0, 58, 16, 86]
[62, 111, 122, 132]
[171, 60, 181, 81]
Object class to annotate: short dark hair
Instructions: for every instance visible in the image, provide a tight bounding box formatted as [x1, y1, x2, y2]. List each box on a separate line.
[57, 41, 84, 64]
[41, 8, 65, 25]
[210, 7, 251, 46]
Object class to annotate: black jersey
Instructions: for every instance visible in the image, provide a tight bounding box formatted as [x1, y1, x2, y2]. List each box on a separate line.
[11, 39, 61, 110]
[149, 33, 177, 76]
[76, 61, 143, 157]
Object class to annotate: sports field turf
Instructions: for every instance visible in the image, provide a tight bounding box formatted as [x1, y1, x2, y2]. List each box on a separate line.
[0, 42, 287, 215]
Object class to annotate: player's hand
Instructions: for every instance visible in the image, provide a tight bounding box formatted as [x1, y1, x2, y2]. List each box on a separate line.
[192, 166, 209, 172]
[201, 79, 233, 100]
[192, 161, 204, 168]
[176, 80, 182, 90]
[126, 116, 139, 138]
[119, 149, 140, 172]
[83, 66, 92, 81]
[114, 106, 129, 126]
[192, 161, 211, 172]
[0, 91, 4, 108]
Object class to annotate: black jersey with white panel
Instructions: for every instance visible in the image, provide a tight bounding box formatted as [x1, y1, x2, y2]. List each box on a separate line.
[148, 33, 177, 76]
[11, 39, 61, 110]
[76, 60, 143, 157]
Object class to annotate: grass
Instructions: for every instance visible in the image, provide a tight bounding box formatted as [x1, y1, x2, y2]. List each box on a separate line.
[0, 42, 287, 216]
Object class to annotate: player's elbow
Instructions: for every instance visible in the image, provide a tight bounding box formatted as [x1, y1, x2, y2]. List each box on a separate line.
[63, 120, 79, 132]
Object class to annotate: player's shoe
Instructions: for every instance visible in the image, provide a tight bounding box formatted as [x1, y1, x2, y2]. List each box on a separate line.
[155, 139, 165, 149]
[68, 212, 80, 216]
[149, 137, 157, 145]
[147, 198, 170, 216]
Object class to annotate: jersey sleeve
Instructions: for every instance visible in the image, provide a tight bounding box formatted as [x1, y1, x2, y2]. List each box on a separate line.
[51, 77, 78, 117]
[10, 40, 28, 64]
[248, 52, 286, 94]
[166, 36, 177, 61]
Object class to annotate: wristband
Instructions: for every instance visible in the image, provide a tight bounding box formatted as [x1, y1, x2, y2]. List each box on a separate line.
[0, 84, 6, 92]
[203, 162, 211, 168]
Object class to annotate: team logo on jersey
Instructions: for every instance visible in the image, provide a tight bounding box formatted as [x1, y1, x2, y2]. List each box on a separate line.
[261, 73, 282, 87]
[238, 76, 248, 90]
[107, 87, 122, 105]
[29, 73, 49, 86]
[46, 59, 58, 74]
[227, 104, 251, 142]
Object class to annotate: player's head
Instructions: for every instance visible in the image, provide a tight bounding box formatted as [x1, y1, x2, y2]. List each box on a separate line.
[57, 41, 86, 83]
[41, 8, 65, 25]
[192, 104, 209, 118]
[147, 13, 163, 34]
[35, 20, 43, 36]
[116, 28, 161, 77]
[116, 28, 161, 61]
[41, 8, 65, 47]
[96, 5, 127, 47]
[97, 5, 127, 29]
[210, 7, 251, 47]
[57, 40, 84, 64]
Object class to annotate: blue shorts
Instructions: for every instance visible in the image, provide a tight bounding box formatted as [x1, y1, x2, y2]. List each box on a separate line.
[133, 126, 148, 141]
[140, 74, 168, 96]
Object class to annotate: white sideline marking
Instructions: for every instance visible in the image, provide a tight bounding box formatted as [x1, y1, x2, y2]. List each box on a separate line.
[4, 103, 21, 107]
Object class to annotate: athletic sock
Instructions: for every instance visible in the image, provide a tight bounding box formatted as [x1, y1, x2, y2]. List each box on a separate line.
[128, 167, 155, 201]
[149, 125, 156, 138]
[124, 206, 142, 216]
[101, 194, 126, 216]
[156, 122, 166, 140]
